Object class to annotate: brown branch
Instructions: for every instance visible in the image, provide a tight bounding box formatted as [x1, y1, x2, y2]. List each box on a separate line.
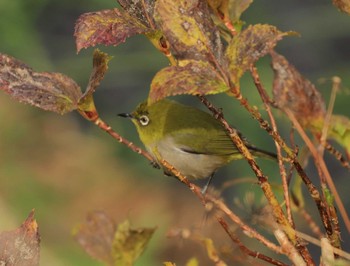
[318, 76, 340, 157]
[324, 141, 350, 170]
[250, 65, 294, 228]
[285, 108, 348, 240]
[217, 217, 289, 266]
[216, 87, 336, 244]
[197, 96, 315, 265]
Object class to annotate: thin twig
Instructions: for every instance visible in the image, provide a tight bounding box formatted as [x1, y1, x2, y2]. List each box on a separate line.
[324, 141, 350, 170]
[285, 108, 349, 237]
[250, 65, 294, 228]
[197, 96, 315, 265]
[318, 76, 340, 157]
[217, 217, 289, 266]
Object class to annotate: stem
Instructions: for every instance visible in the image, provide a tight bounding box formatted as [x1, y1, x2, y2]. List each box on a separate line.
[250, 65, 294, 228]
[218, 217, 289, 266]
[198, 96, 315, 265]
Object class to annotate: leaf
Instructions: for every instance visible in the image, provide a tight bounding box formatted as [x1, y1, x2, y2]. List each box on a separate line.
[78, 49, 112, 121]
[163, 262, 176, 266]
[226, 24, 296, 84]
[327, 115, 350, 154]
[207, 0, 253, 23]
[117, 0, 157, 28]
[186, 257, 199, 266]
[0, 53, 81, 114]
[271, 52, 350, 153]
[201, 238, 227, 266]
[332, 0, 350, 14]
[149, 60, 228, 103]
[112, 220, 156, 266]
[154, 0, 223, 63]
[72, 211, 116, 265]
[0, 210, 40, 266]
[271, 51, 326, 126]
[74, 8, 152, 53]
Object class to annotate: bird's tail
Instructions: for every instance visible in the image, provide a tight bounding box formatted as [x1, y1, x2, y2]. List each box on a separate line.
[248, 146, 277, 161]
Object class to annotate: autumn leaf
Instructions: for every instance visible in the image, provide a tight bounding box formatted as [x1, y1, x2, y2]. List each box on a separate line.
[0, 53, 81, 114]
[149, 60, 228, 103]
[332, 0, 350, 14]
[207, 0, 253, 24]
[112, 220, 156, 266]
[226, 24, 296, 84]
[154, 0, 224, 64]
[73, 212, 156, 266]
[78, 49, 112, 121]
[0, 210, 40, 266]
[271, 51, 350, 154]
[73, 211, 116, 265]
[117, 0, 157, 29]
[271, 51, 326, 126]
[74, 9, 152, 53]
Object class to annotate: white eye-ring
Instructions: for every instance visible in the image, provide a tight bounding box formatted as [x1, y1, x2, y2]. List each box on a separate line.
[139, 115, 150, 126]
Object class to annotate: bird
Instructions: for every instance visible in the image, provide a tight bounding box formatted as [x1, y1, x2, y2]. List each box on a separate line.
[118, 99, 276, 192]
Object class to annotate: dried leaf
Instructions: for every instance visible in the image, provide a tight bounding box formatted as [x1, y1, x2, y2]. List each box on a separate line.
[226, 24, 296, 84]
[271, 51, 326, 126]
[112, 220, 156, 266]
[154, 0, 223, 63]
[118, 0, 157, 28]
[0, 53, 81, 114]
[149, 60, 228, 103]
[78, 49, 111, 118]
[74, 9, 152, 53]
[0, 210, 40, 266]
[72, 211, 116, 265]
[332, 0, 350, 14]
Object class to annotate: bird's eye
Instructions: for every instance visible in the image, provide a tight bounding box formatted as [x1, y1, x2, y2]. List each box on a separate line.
[139, 115, 150, 126]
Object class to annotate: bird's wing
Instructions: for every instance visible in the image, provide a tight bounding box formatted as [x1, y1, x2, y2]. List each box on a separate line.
[168, 128, 241, 157]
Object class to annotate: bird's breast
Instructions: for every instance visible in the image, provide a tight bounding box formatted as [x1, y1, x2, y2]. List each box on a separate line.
[147, 136, 227, 179]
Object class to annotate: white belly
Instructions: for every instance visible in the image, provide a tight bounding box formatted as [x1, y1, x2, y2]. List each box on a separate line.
[148, 137, 227, 179]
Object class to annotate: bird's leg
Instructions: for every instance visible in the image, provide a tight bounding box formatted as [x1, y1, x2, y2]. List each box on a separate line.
[201, 173, 215, 194]
[150, 161, 161, 169]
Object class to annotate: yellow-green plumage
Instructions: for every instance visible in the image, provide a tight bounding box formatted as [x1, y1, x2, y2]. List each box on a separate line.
[120, 99, 275, 180]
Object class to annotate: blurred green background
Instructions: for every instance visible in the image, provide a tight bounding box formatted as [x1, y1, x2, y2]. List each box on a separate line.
[0, 0, 349, 265]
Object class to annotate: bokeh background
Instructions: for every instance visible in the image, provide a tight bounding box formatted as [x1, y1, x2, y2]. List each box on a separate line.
[0, 0, 349, 265]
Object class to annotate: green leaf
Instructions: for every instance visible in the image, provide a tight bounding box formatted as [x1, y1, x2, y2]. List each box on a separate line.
[186, 257, 199, 266]
[149, 60, 228, 103]
[74, 9, 152, 53]
[271, 51, 326, 126]
[154, 0, 223, 63]
[226, 24, 296, 84]
[72, 211, 116, 265]
[0, 53, 82, 114]
[0, 210, 40, 266]
[112, 220, 156, 266]
[327, 115, 350, 154]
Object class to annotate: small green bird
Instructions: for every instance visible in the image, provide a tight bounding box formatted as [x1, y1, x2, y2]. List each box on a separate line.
[119, 99, 276, 189]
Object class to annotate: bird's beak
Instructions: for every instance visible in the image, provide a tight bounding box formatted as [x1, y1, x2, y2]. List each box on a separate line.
[118, 113, 133, 118]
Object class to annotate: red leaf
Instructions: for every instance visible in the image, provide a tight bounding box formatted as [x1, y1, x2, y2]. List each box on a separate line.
[0, 53, 81, 114]
[75, 9, 151, 53]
